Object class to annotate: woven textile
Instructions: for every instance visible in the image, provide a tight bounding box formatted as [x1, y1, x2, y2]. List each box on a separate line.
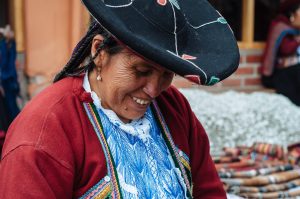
[252, 142, 285, 160]
[219, 164, 293, 178]
[229, 178, 300, 194]
[215, 143, 300, 198]
[288, 143, 300, 165]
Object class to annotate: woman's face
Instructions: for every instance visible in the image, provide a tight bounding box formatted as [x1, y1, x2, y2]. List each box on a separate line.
[291, 7, 300, 28]
[91, 45, 174, 123]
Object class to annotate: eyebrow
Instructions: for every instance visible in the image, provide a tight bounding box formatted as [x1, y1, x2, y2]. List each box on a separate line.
[135, 63, 169, 75]
[135, 62, 153, 69]
[130, 55, 173, 73]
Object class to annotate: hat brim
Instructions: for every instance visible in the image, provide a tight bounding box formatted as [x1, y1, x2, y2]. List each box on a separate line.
[81, 0, 240, 85]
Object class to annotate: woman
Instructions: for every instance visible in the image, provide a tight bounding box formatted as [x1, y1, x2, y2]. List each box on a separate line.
[0, 25, 20, 122]
[261, 0, 300, 105]
[0, 28, 10, 153]
[0, 0, 239, 198]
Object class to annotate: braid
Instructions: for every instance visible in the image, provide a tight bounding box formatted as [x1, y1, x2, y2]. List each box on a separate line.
[53, 20, 120, 82]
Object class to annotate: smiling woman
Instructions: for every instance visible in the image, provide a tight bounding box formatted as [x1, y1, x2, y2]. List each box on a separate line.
[0, 0, 239, 198]
[87, 40, 174, 123]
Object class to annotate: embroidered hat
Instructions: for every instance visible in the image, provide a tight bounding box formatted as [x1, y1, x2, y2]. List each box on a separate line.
[279, 0, 300, 15]
[81, 0, 240, 85]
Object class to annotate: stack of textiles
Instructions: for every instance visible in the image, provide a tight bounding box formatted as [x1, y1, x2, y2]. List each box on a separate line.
[288, 143, 300, 165]
[251, 142, 285, 161]
[213, 142, 300, 198]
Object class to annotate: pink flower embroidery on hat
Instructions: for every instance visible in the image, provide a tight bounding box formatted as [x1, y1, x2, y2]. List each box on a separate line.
[184, 75, 201, 84]
[182, 54, 197, 60]
[157, 0, 167, 6]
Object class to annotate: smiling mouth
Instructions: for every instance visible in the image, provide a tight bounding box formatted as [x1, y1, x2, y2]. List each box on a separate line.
[132, 97, 150, 106]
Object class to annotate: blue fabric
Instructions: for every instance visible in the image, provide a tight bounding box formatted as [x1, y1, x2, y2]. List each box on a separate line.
[0, 39, 19, 122]
[0, 38, 7, 83]
[97, 106, 185, 199]
[1, 40, 18, 82]
[2, 79, 19, 122]
[0, 92, 9, 131]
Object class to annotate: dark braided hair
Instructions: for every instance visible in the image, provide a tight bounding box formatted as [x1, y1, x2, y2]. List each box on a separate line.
[281, 2, 300, 18]
[53, 20, 122, 82]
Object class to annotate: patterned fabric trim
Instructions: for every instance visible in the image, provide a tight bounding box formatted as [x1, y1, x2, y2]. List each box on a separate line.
[177, 147, 191, 172]
[79, 178, 111, 199]
[176, 147, 192, 188]
[151, 101, 193, 198]
[82, 103, 122, 199]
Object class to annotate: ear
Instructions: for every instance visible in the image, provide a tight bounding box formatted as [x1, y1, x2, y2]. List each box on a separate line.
[91, 34, 105, 66]
[290, 15, 295, 23]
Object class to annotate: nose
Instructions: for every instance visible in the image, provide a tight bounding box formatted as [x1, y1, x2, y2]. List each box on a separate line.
[143, 77, 162, 99]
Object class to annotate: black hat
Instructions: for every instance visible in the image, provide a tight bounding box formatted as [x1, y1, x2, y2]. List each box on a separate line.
[81, 0, 240, 85]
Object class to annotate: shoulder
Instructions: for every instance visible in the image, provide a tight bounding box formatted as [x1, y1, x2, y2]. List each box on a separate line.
[156, 85, 207, 138]
[1, 76, 91, 159]
[156, 86, 196, 141]
[19, 76, 88, 119]
[157, 85, 189, 106]
[270, 16, 294, 32]
[156, 85, 192, 116]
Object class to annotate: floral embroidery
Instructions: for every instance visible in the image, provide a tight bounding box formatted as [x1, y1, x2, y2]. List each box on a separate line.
[157, 0, 167, 6]
[182, 54, 197, 60]
[208, 76, 220, 85]
[83, 102, 192, 198]
[184, 75, 201, 84]
[98, 106, 186, 198]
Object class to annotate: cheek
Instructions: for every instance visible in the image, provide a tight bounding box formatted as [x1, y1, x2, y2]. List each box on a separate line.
[161, 76, 174, 90]
[295, 13, 300, 22]
[108, 71, 139, 99]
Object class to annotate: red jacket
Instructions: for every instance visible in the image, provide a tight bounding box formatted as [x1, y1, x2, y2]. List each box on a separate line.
[0, 76, 225, 198]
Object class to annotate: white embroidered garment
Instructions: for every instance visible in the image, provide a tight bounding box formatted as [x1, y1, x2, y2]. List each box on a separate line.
[83, 72, 186, 198]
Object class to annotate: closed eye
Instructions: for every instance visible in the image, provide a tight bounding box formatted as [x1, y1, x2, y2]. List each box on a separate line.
[135, 65, 152, 77]
[136, 70, 152, 76]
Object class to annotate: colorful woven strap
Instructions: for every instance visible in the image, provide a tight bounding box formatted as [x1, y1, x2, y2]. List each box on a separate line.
[83, 103, 122, 199]
[151, 101, 193, 198]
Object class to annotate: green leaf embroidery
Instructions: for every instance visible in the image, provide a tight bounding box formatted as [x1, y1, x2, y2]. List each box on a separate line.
[217, 17, 227, 24]
[208, 76, 220, 85]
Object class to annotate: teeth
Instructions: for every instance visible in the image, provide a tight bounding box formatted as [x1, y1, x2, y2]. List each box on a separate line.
[133, 97, 150, 105]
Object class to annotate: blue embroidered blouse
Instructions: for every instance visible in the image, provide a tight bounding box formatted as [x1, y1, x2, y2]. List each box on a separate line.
[83, 73, 186, 199]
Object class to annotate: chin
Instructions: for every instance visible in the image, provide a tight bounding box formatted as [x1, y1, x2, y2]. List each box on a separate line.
[117, 112, 144, 123]
[127, 111, 146, 121]
[130, 114, 145, 120]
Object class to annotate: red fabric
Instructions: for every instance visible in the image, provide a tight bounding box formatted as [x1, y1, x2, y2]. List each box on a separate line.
[157, 84, 226, 198]
[279, 35, 299, 55]
[0, 76, 225, 198]
[260, 15, 297, 76]
[0, 131, 5, 155]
